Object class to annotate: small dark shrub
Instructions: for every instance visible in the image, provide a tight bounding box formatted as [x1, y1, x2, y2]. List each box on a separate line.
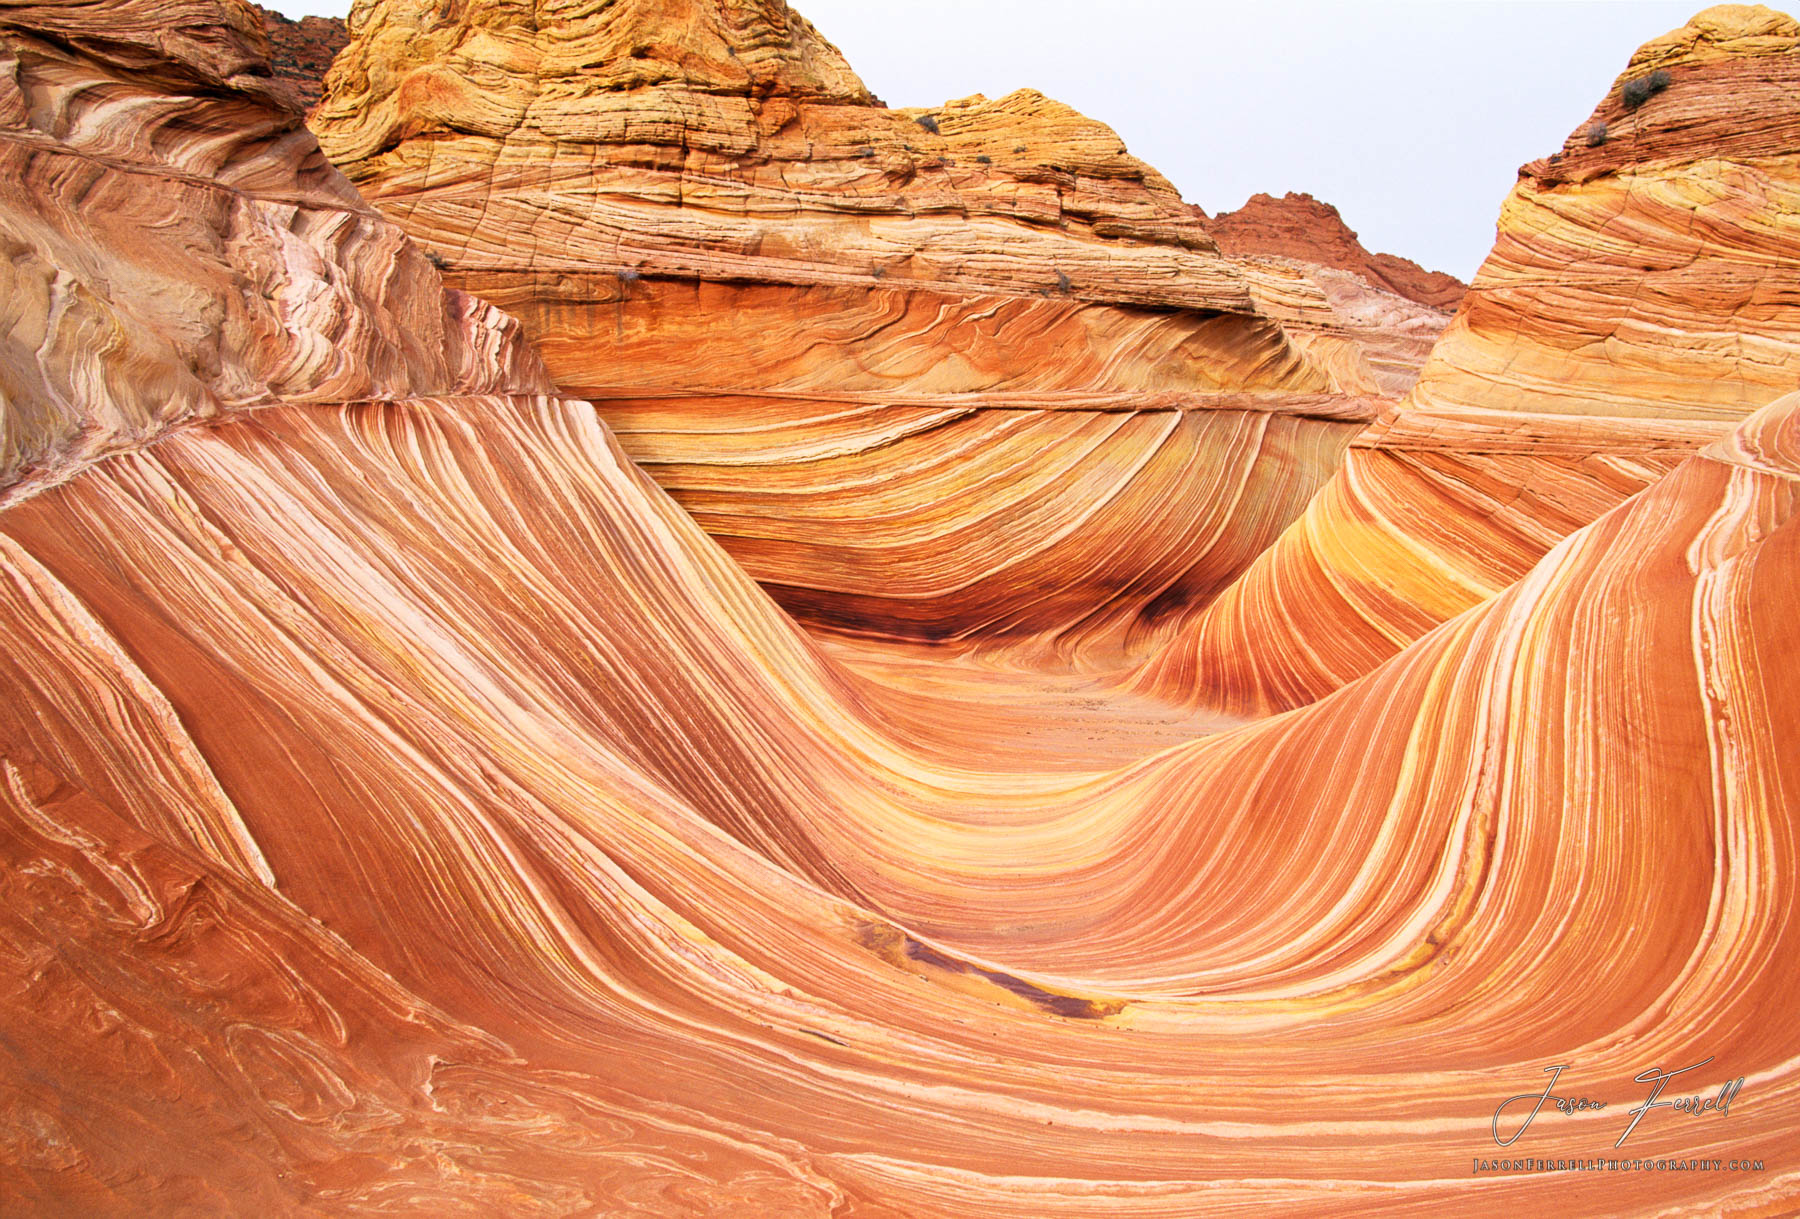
[423, 248, 450, 270]
[1054, 269, 1073, 294]
[976, 153, 992, 165]
[1620, 68, 1671, 110]
[617, 268, 640, 284]
[1585, 122, 1608, 147]
[871, 265, 886, 280]
[915, 114, 940, 135]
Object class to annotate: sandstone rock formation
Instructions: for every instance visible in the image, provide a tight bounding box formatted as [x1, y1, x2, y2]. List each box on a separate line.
[3, 0, 1799, 1215]
[0, 0, 543, 507]
[308, 0, 1437, 652]
[255, 3, 348, 108]
[1226, 256, 1455, 400]
[1207, 190, 1469, 312]
[1139, 4, 1800, 713]
[1416, 3, 1800, 422]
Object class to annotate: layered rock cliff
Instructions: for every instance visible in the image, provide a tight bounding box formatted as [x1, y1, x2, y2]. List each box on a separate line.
[308, 0, 1432, 652]
[1139, 4, 1800, 713]
[3, 1, 1799, 1215]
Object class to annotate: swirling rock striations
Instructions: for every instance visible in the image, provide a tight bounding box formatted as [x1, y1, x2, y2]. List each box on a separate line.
[0, 0, 547, 504]
[1132, 402, 1726, 713]
[1138, 4, 1800, 713]
[1206, 190, 1469, 312]
[3, 1, 1799, 1215]
[11, 368, 1800, 1215]
[1203, 192, 1464, 400]
[1224, 256, 1456, 400]
[307, 0, 1430, 651]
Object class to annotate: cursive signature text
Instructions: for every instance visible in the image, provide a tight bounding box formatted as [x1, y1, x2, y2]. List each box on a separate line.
[1491, 1059, 1744, 1148]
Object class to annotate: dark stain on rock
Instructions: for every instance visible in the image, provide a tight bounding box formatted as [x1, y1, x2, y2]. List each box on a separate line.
[856, 922, 1121, 1019]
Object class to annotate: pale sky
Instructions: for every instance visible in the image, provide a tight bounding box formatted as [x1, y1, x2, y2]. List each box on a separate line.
[270, 0, 1725, 279]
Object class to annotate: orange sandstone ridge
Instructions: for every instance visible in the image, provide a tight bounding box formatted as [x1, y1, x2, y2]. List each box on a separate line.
[2, 1, 1800, 1216]
[308, 0, 1455, 652]
[0, 0, 546, 504]
[1417, 3, 1800, 422]
[1138, 3, 1800, 714]
[1206, 190, 1469, 312]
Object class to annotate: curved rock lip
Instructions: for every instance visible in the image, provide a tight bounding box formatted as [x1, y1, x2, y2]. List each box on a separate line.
[304, 0, 1452, 647]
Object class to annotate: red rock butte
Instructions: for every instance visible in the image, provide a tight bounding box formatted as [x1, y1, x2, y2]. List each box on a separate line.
[0, 1, 1797, 1216]
[1206, 191, 1469, 312]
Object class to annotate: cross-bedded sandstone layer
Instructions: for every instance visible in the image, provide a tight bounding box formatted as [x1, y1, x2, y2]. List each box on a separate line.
[1418, 3, 1800, 423]
[0, 0, 545, 503]
[308, 0, 1454, 653]
[2, 1, 1798, 1216]
[1138, 4, 1800, 714]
